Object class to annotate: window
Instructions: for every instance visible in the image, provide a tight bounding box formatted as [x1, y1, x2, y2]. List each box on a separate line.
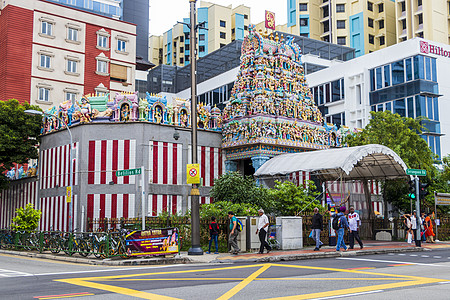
[220, 43, 225, 48]
[418, 13, 423, 25]
[185, 44, 190, 51]
[244, 25, 248, 30]
[66, 92, 77, 102]
[392, 60, 405, 85]
[405, 57, 413, 81]
[97, 60, 107, 74]
[84, 0, 93, 9]
[232, 28, 235, 34]
[322, 6, 329, 18]
[369, 34, 374, 44]
[180, 47, 184, 52]
[180, 36, 184, 42]
[384, 65, 390, 87]
[379, 19, 384, 29]
[367, 1, 373, 11]
[117, 39, 126, 52]
[99, 3, 108, 13]
[110, 64, 127, 82]
[336, 4, 345, 13]
[300, 18, 308, 26]
[378, 3, 384, 13]
[67, 59, 77, 73]
[418, 0, 422, 7]
[220, 20, 226, 27]
[401, 19, 406, 30]
[67, 27, 78, 41]
[337, 37, 346, 45]
[40, 54, 51, 69]
[299, 3, 308, 11]
[379, 36, 385, 46]
[199, 34, 205, 41]
[220, 32, 226, 39]
[41, 21, 52, 36]
[38, 87, 50, 102]
[98, 35, 108, 48]
[337, 20, 345, 29]
[180, 57, 184, 64]
[368, 18, 374, 28]
[323, 21, 330, 33]
[199, 45, 205, 52]
[244, 14, 248, 19]
[401, 2, 406, 12]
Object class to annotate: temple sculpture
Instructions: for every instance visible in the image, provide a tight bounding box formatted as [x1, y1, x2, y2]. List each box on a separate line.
[221, 25, 342, 172]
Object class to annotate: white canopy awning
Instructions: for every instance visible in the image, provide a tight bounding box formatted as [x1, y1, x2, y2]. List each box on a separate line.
[254, 144, 408, 181]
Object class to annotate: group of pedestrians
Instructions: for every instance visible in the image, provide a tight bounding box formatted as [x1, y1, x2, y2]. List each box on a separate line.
[402, 211, 436, 244]
[207, 209, 272, 255]
[311, 205, 363, 252]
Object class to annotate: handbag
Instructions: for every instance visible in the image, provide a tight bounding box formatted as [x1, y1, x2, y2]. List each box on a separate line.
[309, 230, 313, 238]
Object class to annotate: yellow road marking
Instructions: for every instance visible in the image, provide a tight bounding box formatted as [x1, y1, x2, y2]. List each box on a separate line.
[56, 278, 181, 300]
[107, 277, 409, 282]
[217, 265, 270, 300]
[36, 294, 95, 299]
[0, 253, 95, 267]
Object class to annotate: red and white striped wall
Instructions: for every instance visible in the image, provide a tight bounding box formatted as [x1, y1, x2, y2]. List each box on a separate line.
[86, 194, 136, 221]
[40, 143, 79, 190]
[326, 180, 381, 195]
[188, 146, 225, 186]
[352, 201, 383, 215]
[288, 171, 311, 187]
[148, 195, 183, 216]
[88, 140, 137, 185]
[0, 180, 38, 229]
[149, 142, 183, 184]
[38, 196, 77, 231]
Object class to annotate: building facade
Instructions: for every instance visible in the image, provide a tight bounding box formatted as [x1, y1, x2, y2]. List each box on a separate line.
[46, 0, 149, 61]
[307, 38, 448, 158]
[286, 0, 397, 57]
[0, 0, 136, 108]
[148, 1, 250, 67]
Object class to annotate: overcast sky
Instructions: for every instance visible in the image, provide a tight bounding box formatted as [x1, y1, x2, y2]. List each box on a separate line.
[149, 0, 287, 36]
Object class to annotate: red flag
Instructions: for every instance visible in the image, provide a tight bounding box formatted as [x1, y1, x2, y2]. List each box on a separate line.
[265, 10, 275, 30]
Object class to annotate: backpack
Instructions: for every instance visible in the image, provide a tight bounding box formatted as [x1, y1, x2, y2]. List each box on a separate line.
[236, 218, 244, 232]
[332, 216, 341, 231]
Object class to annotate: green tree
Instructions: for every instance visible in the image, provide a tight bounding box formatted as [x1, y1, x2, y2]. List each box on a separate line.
[11, 203, 41, 231]
[344, 111, 436, 212]
[0, 99, 42, 189]
[210, 171, 274, 212]
[268, 180, 321, 216]
[199, 201, 259, 219]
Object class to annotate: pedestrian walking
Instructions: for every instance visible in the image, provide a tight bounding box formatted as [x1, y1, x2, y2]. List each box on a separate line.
[347, 206, 363, 249]
[329, 206, 349, 252]
[207, 216, 219, 254]
[228, 211, 240, 254]
[404, 211, 420, 242]
[256, 209, 271, 254]
[424, 213, 435, 243]
[311, 207, 323, 251]
[403, 214, 413, 243]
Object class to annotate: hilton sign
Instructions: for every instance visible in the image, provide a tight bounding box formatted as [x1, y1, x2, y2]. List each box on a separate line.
[420, 41, 450, 58]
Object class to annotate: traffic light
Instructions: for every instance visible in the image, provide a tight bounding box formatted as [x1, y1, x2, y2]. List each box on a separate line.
[419, 182, 430, 199]
[408, 180, 416, 199]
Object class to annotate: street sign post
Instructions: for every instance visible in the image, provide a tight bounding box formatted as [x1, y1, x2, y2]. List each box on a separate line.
[66, 186, 72, 203]
[116, 168, 142, 177]
[406, 169, 426, 176]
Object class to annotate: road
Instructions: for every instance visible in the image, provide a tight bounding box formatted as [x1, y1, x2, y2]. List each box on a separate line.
[1, 248, 450, 299]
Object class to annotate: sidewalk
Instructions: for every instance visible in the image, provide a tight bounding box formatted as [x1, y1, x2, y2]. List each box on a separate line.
[1, 240, 448, 266]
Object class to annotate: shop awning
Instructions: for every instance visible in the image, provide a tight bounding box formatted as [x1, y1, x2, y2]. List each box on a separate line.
[254, 144, 408, 182]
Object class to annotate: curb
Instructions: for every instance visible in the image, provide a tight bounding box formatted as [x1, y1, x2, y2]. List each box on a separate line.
[218, 247, 425, 263]
[0, 246, 424, 266]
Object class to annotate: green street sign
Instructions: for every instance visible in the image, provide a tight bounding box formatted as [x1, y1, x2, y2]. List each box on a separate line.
[116, 168, 142, 177]
[406, 169, 426, 176]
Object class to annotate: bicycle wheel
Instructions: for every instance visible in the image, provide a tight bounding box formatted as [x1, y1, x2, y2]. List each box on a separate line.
[117, 241, 129, 259]
[78, 240, 89, 257]
[50, 238, 60, 254]
[98, 242, 114, 259]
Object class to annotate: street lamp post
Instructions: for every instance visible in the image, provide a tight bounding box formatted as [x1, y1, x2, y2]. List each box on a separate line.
[187, 0, 203, 255]
[25, 109, 74, 232]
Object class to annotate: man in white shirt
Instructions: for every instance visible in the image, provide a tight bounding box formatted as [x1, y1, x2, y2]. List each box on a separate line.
[256, 209, 271, 254]
[347, 206, 363, 249]
[409, 210, 421, 242]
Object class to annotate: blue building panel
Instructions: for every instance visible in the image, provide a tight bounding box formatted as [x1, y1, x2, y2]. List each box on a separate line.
[235, 13, 245, 41]
[287, 0, 296, 27]
[350, 12, 364, 57]
[299, 15, 309, 35]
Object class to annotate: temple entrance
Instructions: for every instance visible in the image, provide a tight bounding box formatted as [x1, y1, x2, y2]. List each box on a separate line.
[243, 159, 255, 176]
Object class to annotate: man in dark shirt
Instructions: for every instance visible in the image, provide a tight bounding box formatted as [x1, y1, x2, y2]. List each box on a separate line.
[311, 207, 323, 251]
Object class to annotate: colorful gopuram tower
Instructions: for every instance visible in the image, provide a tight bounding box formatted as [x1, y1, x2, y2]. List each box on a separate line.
[221, 25, 341, 173]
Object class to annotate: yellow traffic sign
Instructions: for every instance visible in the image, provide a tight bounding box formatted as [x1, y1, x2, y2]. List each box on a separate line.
[66, 186, 72, 203]
[186, 164, 200, 184]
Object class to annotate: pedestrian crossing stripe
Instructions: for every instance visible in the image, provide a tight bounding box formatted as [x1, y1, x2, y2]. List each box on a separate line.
[55, 263, 449, 300]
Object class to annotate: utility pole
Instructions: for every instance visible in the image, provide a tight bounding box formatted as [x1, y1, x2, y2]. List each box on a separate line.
[414, 176, 421, 247]
[188, 0, 202, 255]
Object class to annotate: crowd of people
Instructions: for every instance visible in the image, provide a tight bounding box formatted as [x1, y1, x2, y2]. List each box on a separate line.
[403, 211, 436, 243]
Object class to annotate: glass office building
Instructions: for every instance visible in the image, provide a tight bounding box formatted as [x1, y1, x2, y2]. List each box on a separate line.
[47, 0, 123, 18]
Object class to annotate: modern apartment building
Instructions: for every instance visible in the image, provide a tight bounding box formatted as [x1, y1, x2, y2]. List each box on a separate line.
[287, 0, 397, 57]
[0, 0, 136, 107]
[149, 1, 250, 67]
[395, 0, 450, 44]
[307, 38, 448, 158]
[46, 0, 149, 60]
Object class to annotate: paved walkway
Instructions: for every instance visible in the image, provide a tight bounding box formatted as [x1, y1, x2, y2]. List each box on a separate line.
[1, 240, 448, 266]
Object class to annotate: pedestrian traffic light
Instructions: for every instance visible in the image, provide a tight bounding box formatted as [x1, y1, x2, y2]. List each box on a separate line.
[408, 180, 416, 199]
[419, 182, 430, 199]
